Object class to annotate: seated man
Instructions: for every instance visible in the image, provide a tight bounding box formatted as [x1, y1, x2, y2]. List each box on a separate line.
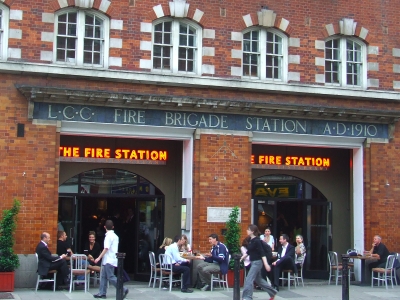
[368, 235, 390, 271]
[272, 234, 296, 291]
[164, 235, 193, 293]
[36, 232, 69, 289]
[56, 230, 73, 261]
[197, 233, 229, 291]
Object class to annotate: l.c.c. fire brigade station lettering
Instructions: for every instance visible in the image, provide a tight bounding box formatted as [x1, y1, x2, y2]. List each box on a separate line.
[36, 103, 388, 139]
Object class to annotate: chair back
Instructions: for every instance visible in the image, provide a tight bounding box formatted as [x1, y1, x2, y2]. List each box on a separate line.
[385, 254, 396, 270]
[71, 254, 88, 271]
[149, 251, 156, 268]
[159, 253, 173, 272]
[328, 251, 339, 267]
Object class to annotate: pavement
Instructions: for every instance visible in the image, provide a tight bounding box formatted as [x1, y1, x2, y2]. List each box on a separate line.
[4, 279, 400, 300]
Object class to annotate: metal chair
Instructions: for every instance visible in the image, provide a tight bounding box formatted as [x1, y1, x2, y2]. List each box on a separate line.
[210, 254, 230, 291]
[371, 254, 396, 289]
[280, 268, 297, 290]
[328, 251, 344, 285]
[158, 253, 182, 291]
[148, 251, 160, 288]
[346, 249, 356, 281]
[35, 253, 57, 292]
[69, 254, 90, 293]
[294, 252, 306, 287]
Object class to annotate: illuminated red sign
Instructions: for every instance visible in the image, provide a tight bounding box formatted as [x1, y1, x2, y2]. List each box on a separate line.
[251, 155, 330, 169]
[59, 147, 167, 161]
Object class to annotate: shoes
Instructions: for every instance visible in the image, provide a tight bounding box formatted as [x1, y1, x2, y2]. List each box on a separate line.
[93, 294, 107, 298]
[273, 285, 279, 292]
[201, 284, 211, 291]
[123, 289, 129, 299]
[181, 288, 194, 293]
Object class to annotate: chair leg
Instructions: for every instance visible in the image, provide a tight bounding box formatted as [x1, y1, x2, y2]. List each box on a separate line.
[287, 273, 291, 290]
[328, 268, 331, 285]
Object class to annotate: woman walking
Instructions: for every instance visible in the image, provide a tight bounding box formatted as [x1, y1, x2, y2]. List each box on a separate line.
[241, 224, 278, 300]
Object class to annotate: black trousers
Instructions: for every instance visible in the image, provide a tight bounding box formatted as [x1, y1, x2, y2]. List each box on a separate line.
[272, 260, 296, 287]
[171, 264, 191, 289]
[49, 259, 69, 285]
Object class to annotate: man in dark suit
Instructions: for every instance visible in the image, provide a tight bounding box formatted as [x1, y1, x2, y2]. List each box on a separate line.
[271, 234, 297, 291]
[35, 232, 70, 289]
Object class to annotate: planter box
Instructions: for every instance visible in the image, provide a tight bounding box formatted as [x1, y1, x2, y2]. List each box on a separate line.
[227, 268, 244, 287]
[0, 272, 15, 292]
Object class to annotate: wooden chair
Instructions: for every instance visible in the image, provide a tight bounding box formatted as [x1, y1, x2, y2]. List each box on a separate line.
[371, 254, 396, 289]
[158, 254, 182, 291]
[35, 253, 57, 292]
[148, 251, 160, 288]
[69, 254, 90, 293]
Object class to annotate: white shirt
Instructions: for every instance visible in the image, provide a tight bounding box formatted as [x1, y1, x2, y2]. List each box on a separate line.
[102, 230, 119, 267]
[165, 242, 187, 264]
[281, 244, 287, 258]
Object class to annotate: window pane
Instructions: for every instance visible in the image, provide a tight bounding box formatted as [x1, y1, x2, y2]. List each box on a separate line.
[153, 57, 161, 69]
[164, 32, 171, 44]
[179, 34, 187, 46]
[154, 32, 163, 44]
[58, 23, 67, 35]
[85, 14, 94, 25]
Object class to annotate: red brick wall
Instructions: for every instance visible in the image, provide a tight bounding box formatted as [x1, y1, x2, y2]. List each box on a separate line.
[192, 133, 252, 252]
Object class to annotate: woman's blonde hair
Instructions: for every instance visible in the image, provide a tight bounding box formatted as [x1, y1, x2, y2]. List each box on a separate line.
[159, 237, 172, 248]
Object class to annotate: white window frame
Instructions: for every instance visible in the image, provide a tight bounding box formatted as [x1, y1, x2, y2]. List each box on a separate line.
[0, 4, 9, 61]
[152, 18, 202, 75]
[242, 27, 288, 82]
[53, 8, 109, 68]
[324, 36, 367, 89]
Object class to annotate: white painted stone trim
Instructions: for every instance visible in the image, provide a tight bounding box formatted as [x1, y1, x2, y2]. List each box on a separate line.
[367, 62, 379, 71]
[109, 57, 122, 67]
[202, 47, 215, 57]
[315, 57, 325, 66]
[231, 32, 242, 41]
[203, 29, 215, 39]
[393, 48, 400, 57]
[140, 41, 152, 51]
[169, 1, 189, 18]
[58, 0, 68, 8]
[41, 32, 54, 42]
[288, 72, 300, 81]
[288, 55, 300, 64]
[153, 4, 164, 18]
[110, 38, 122, 49]
[339, 18, 356, 35]
[140, 59, 152, 69]
[289, 38, 300, 47]
[231, 49, 241, 59]
[141, 22, 152, 33]
[193, 9, 204, 23]
[279, 18, 289, 32]
[10, 9, 23, 20]
[257, 9, 276, 27]
[315, 40, 325, 50]
[42, 13, 54, 23]
[393, 81, 400, 89]
[99, 0, 111, 13]
[315, 74, 325, 83]
[367, 79, 379, 88]
[40, 51, 53, 61]
[359, 27, 368, 40]
[201, 64, 215, 74]
[8, 48, 21, 59]
[9, 29, 22, 39]
[368, 46, 379, 55]
[75, 0, 94, 8]
[111, 20, 123, 30]
[325, 24, 335, 36]
[243, 14, 253, 27]
[393, 64, 400, 73]
[231, 66, 242, 77]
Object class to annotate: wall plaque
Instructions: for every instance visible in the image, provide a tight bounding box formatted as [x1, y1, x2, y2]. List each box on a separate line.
[207, 207, 242, 223]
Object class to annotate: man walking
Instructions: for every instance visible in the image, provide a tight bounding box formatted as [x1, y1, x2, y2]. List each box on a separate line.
[93, 220, 129, 299]
[197, 233, 229, 291]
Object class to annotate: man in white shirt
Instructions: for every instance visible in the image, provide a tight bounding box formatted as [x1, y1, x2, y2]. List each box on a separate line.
[93, 220, 129, 299]
[271, 234, 296, 291]
[164, 235, 193, 293]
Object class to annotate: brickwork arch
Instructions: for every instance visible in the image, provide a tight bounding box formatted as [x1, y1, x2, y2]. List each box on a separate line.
[48, 0, 113, 18]
[322, 18, 372, 43]
[240, 9, 294, 36]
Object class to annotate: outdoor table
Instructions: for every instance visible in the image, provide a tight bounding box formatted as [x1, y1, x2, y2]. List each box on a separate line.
[351, 255, 376, 286]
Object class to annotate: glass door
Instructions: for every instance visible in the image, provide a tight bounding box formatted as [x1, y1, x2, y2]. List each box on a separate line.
[134, 198, 163, 281]
[303, 201, 332, 279]
[58, 196, 81, 253]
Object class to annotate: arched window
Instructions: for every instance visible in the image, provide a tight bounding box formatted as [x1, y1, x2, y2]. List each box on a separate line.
[152, 18, 202, 74]
[54, 9, 109, 67]
[0, 4, 9, 60]
[325, 37, 366, 88]
[242, 28, 288, 81]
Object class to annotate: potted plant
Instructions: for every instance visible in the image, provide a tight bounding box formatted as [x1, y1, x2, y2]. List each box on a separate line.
[224, 206, 244, 287]
[0, 199, 21, 292]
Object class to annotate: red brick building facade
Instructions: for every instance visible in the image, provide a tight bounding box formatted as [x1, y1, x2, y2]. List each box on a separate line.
[0, 0, 399, 283]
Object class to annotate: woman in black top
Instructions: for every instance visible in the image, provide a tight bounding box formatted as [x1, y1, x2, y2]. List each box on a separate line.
[84, 231, 102, 271]
[240, 224, 277, 300]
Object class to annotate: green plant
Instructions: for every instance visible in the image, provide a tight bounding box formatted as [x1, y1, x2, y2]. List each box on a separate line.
[225, 206, 242, 269]
[0, 199, 21, 272]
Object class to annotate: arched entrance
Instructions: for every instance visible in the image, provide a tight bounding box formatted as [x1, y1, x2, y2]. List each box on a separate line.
[253, 174, 331, 279]
[58, 168, 165, 281]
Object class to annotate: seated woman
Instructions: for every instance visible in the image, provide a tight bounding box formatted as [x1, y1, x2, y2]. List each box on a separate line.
[179, 234, 191, 253]
[84, 231, 102, 272]
[156, 237, 172, 264]
[295, 234, 306, 268]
